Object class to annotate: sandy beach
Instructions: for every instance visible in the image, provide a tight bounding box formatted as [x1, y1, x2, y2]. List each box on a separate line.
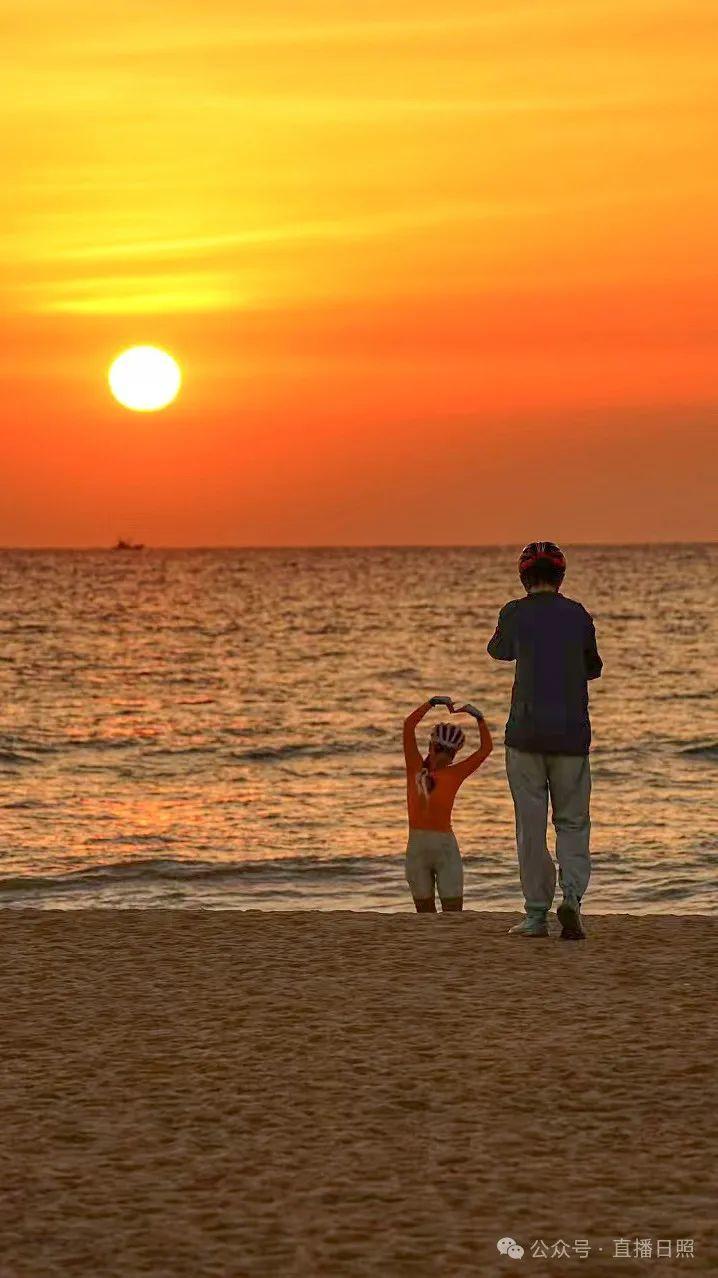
[1, 910, 715, 1276]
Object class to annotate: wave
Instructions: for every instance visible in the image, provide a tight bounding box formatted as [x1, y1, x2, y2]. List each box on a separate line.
[680, 743, 718, 760]
[641, 883, 712, 901]
[0, 623, 49, 633]
[84, 834, 178, 847]
[0, 749, 44, 765]
[230, 739, 376, 763]
[1, 735, 393, 767]
[0, 853, 404, 896]
[1, 852, 713, 913]
[377, 668, 422, 681]
[0, 799, 49, 810]
[656, 692, 714, 702]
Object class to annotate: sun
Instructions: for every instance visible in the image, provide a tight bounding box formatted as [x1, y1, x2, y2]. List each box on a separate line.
[108, 345, 182, 412]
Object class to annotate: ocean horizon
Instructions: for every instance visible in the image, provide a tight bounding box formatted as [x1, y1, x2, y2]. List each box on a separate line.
[2, 541, 716, 550]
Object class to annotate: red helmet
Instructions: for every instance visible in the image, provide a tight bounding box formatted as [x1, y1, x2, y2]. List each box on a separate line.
[518, 541, 566, 587]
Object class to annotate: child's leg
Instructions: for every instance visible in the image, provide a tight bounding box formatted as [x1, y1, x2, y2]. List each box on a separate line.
[436, 835, 464, 912]
[413, 894, 437, 913]
[405, 833, 436, 912]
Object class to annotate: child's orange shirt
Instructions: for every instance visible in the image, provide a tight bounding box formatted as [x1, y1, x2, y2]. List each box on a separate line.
[404, 734, 488, 833]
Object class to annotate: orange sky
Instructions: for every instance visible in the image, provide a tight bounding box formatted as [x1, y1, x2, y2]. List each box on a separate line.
[2, 0, 716, 545]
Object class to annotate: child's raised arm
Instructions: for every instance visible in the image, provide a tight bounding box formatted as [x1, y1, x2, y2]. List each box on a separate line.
[403, 696, 453, 768]
[449, 704, 493, 780]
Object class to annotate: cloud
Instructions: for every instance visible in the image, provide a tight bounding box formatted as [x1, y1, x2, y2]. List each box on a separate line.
[26, 200, 511, 267]
[17, 271, 238, 316]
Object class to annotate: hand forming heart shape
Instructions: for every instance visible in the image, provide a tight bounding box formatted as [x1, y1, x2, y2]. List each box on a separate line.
[454, 701, 483, 720]
[430, 696, 479, 718]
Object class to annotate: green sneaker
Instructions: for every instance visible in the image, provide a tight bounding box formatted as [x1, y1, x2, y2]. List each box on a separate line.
[557, 892, 586, 941]
[508, 912, 549, 937]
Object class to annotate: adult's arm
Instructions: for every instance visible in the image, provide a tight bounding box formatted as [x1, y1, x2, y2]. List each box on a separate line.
[584, 612, 603, 681]
[487, 603, 516, 661]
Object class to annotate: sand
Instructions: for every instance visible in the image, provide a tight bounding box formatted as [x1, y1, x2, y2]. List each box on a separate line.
[0, 910, 715, 1277]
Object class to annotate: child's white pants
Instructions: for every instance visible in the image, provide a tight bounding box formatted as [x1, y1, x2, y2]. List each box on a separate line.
[505, 746, 591, 912]
[405, 829, 463, 902]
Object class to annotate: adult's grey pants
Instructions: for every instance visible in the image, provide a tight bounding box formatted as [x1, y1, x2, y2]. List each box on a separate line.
[505, 746, 591, 912]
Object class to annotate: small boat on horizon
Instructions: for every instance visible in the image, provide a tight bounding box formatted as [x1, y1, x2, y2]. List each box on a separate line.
[112, 538, 145, 551]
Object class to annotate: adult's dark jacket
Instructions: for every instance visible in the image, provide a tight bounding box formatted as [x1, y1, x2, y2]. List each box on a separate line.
[487, 591, 603, 756]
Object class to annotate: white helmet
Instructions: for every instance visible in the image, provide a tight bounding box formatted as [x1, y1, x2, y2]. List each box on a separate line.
[430, 721, 465, 754]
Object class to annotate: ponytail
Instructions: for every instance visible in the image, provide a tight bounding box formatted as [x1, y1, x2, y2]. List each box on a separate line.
[416, 739, 459, 800]
[415, 754, 436, 801]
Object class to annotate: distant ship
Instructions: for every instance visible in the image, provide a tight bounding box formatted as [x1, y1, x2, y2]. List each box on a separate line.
[112, 538, 145, 551]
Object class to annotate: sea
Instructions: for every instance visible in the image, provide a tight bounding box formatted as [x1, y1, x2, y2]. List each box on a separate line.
[0, 546, 715, 912]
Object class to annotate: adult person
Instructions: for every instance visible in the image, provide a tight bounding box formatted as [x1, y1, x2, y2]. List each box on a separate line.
[487, 542, 603, 940]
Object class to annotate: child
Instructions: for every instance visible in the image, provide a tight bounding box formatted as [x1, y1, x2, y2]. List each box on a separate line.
[403, 696, 493, 912]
